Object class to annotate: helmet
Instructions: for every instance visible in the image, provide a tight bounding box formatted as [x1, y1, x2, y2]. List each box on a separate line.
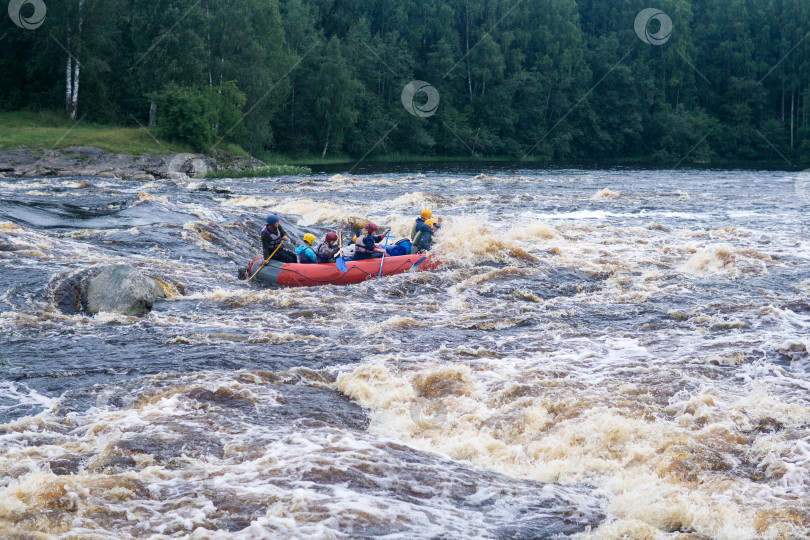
[420, 209, 432, 219]
[266, 214, 279, 225]
[325, 232, 337, 242]
[303, 233, 316, 245]
[365, 222, 378, 233]
[425, 218, 437, 228]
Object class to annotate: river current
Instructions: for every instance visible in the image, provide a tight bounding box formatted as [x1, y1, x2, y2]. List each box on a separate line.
[0, 165, 809, 539]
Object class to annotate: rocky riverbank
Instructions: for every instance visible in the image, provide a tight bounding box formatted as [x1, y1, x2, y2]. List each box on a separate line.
[0, 146, 265, 180]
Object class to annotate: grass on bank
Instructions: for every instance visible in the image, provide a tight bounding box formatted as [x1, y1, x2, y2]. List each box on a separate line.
[205, 164, 312, 178]
[256, 151, 519, 166]
[0, 111, 196, 156]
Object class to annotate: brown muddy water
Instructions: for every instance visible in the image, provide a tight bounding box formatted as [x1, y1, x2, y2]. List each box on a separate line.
[1, 165, 809, 539]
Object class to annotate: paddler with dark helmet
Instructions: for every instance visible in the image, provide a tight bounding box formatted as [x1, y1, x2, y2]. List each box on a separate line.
[261, 214, 297, 263]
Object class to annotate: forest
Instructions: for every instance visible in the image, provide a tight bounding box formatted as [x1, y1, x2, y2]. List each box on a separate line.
[2, 0, 809, 165]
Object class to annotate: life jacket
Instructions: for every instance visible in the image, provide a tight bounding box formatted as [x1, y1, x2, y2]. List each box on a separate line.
[410, 218, 425, 241]
[315, 242, 337, 263]
[262, 225, 283, 251]
[295, 245, 316, 264]
[412, 222, 433, 253]
[411, 230, 423, 254]
[355, 233, 374, 253]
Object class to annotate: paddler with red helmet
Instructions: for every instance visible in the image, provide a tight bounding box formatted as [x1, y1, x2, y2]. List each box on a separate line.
[315, 231, 341, 263]
[354, 222, 389, 260]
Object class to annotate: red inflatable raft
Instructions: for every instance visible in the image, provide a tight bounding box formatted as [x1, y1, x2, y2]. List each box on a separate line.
[246, 254, 438, 287]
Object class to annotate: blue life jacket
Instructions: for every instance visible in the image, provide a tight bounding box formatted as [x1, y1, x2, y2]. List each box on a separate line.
[295, 245, 317, 264]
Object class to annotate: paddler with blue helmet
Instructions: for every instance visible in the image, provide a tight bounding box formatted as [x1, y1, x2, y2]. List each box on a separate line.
[261, 214, 297, 263]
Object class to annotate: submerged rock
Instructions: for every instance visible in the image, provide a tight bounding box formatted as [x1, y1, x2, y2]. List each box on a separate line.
[86, 264, 165, 316]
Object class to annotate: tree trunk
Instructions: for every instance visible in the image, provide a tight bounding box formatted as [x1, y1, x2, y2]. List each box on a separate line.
[65, 36, 72, 117]
[148, 101, 157, 127]
[70, 59, 80, 121]
[321, 124, 330, 158]
[66, 0, 84, 121]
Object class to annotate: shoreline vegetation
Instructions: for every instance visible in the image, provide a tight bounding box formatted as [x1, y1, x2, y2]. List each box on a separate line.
[3, 1, 810, 170]
[0, 112, 805, 177]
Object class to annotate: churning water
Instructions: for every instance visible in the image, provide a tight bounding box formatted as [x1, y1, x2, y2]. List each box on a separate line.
[0, 165, 808, 539]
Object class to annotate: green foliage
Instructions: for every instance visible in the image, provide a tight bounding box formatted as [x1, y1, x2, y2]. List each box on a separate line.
[1, 0, 809, 164]
[205, 164, 312, 178]
[149, 82, 247, 152]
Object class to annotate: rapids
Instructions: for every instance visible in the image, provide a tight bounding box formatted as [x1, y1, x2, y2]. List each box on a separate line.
[0, 165, 809, 539]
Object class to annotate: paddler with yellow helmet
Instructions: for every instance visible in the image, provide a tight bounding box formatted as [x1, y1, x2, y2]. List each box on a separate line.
[410, 208, 441, 241]
[294, 233, 318, 264]
[411, 217, 438, 254]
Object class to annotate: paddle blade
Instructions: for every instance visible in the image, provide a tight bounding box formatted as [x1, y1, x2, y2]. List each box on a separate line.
[336, 257, 348, 272]
[412, 256, 427, 268]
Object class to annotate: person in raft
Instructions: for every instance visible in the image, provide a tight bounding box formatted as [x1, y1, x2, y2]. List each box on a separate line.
[410, 209, 442, 241]
[316, 232, 341, 263]
[412, 218, 437, 253]
[295, 233, 318, 264]
[354, 222, 389, 260]
[262, 214, 297, 263]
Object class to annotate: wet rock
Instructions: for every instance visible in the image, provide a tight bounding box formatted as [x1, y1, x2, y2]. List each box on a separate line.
[48, 456, 83, 476]
[86, 264, 165, 316]
[0, 148, 37, 170]
[88, 453, 138, 474]
[0, 146, 266, 180]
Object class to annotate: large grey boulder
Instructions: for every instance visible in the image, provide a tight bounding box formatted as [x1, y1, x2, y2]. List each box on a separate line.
[86, 265, 165, 316]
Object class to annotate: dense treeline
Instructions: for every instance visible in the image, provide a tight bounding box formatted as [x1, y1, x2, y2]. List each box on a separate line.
[2, 0, 809, 163]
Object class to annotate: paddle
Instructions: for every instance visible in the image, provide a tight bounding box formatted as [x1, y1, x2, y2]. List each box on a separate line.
[377, 231, 391, 277]
[336, 230, 348, 272]
[411, 256, 427, 268]
[247, 242, 283, 282]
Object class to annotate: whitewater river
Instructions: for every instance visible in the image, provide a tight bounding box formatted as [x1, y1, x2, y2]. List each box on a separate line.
[0, 165, 809, 539]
